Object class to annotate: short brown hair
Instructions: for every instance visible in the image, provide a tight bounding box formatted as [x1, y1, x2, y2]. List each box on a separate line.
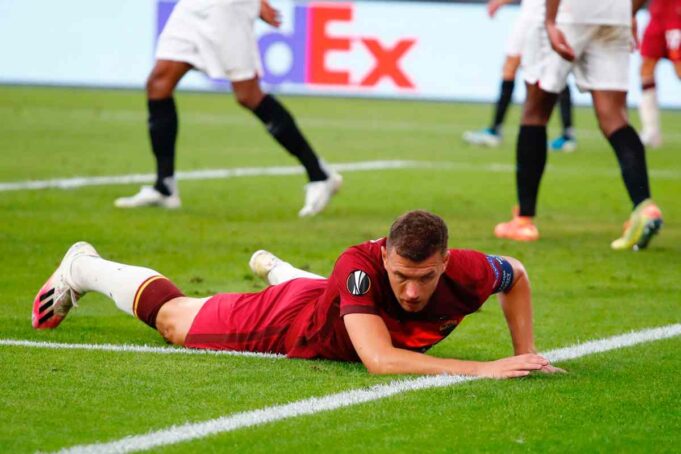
[386, 210, 448, 262]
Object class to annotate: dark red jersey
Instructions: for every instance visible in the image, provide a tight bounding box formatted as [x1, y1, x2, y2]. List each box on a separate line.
[186, 238, 512, 361]
[284, 238, 512, 361]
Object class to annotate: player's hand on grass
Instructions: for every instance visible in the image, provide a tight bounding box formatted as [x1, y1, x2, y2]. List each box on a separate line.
[479, 353, 550, 379]
[539, 363, 567, 374]
[546, 22, 575, 61]
[260, 0, 281, 27]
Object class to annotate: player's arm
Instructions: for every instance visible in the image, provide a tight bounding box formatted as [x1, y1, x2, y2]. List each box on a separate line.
[487, 0, 514, 18]
[344, 313, 550, 378]
[497, 256, 565, 373]
[545, 0, 575, 61]
[259, 0, 281, 27]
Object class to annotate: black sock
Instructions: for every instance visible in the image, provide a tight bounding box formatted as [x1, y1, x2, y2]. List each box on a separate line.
[148, 98, 177, 195]
[558, 86, 574, 138]
[491, 79, 515, 133]
[608, 125, 651, 207]
[516, 125, 548, 217]
[253, 95, 327, 182]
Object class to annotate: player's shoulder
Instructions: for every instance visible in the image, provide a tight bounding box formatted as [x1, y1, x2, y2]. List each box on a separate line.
[334, 238, 386, 272]
[445, 248, 495, 280]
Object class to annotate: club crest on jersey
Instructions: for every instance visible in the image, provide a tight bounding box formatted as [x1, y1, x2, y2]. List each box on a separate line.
[347, 270, 371, 296]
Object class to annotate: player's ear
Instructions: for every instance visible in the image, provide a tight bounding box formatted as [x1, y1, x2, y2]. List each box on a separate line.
[441, 250, 450, 268]
[381, 246, 388, 267]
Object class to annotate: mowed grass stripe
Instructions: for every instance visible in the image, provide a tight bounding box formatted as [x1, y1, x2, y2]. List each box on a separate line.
[54, 323, 681, 454]
[1, 160, 679, 192]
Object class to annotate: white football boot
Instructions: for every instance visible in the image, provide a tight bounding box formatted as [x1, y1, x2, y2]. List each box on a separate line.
[114, 178, 181, 209]
[249, 250, 282, 282]
[298, 171, 343, 217]
[32, 242, 99, 329]
[640, 129, 662, 149]
[463, 128, 502, 147]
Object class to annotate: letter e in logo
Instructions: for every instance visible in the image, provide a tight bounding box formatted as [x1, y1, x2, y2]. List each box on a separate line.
[346, 270, 371, 296]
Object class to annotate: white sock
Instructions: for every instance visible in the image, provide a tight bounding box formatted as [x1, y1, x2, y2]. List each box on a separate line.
[267, 261, 324, 285]
[639, 87, 660, 137]
[69, 256, 160, 316]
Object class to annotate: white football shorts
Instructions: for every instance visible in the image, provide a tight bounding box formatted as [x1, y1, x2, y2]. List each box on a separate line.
[521, 23, 551, 85]
[505, 15, 534, 56]
[156, 0, 262, 82]
[537, 24, 631, 93]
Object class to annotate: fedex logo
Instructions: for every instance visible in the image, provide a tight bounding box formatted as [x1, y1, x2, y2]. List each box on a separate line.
[156, 1, 417, 90]
[259, 3, 417, 89]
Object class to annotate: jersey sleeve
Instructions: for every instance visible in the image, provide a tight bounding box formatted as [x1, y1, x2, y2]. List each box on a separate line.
[448, 250, 514, 301]
[331, 248, 380, 317]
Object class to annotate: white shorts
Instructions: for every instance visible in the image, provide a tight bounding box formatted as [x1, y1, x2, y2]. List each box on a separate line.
[521, 23, 551, 85]
[156, 0, 262, 82]
[537, 24, 630, 93]
[505, 15, 534, 56]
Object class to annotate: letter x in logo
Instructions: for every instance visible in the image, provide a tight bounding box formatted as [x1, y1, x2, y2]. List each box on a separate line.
[346, 270, 371, 296]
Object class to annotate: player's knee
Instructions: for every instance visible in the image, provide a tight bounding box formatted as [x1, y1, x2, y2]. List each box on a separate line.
[155, 314, 184, 346]
[234, 90, 260, 110]
[146, 74, 174, 99]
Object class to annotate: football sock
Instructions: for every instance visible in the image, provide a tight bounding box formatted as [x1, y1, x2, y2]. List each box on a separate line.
[491, 79, 515, 134]
[253, 95, 328, 182]
[267, 261, 324, 286]
[558, 86, 574, 138]
[148, 97, 178, 196]
[69, 256, 183, 328]
[608, 125, 651, 208]
[516, 125, 547, 217]
[639, 81, 660, 136]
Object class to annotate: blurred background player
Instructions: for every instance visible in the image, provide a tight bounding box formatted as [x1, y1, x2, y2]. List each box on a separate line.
[494, 0, 664, 251]
[463, 0, 577, 152]
[115, 0, 342, 217]
[638, 0, 681, 148]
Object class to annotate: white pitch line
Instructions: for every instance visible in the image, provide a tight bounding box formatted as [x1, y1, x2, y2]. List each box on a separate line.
[0, 339, 282, 359]
[0, 160, 435, 192]
[54, 323, 681, 454]
[1, 160, 678, 193]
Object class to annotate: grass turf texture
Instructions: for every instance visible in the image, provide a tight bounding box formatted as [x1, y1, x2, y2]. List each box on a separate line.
[0, 86, 679, 452]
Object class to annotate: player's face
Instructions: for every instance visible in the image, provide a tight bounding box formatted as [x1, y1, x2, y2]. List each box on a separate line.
[381, 247, 449, 313]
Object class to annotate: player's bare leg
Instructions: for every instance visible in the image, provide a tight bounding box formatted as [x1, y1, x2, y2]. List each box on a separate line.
[155, 297, 207, 345]
[494, 83, 556, 241]
[233, 76, 342, 217]
[463, 55, 520, 147]
[591, 89, 663, 250]
[115, 60, 191, 209]
[249, 250, 324, 285]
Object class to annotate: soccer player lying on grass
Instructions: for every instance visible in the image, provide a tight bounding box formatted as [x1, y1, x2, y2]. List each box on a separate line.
[32, 210, 563, 378]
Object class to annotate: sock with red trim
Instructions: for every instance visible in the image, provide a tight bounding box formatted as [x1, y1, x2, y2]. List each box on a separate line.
[69, 256, 183, 327]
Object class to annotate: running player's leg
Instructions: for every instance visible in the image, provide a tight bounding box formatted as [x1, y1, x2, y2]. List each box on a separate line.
[231, 77, 342, 217]
[114, 60, 190, 209]
[32, 242, 205, 345]
[249, 250, 324, 285]
[493, 83, 556, 241]
[463, 15, 525, 148]
[516, 84, 557, 217]
[592, 89, 651, 207]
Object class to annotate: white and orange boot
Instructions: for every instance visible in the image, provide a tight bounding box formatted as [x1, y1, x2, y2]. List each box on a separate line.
[494, 207, 539, 242]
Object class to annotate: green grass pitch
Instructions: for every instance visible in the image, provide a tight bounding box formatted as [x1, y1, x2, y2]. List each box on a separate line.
[0, 86, 679, 452]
